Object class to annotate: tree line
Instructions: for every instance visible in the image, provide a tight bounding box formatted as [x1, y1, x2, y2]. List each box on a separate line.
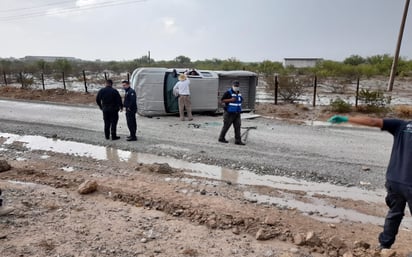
[1, 54, 412, 79]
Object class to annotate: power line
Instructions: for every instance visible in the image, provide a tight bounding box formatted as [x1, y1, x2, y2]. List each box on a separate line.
[0, 0, 147, 21]
[0, 0, 74, 13]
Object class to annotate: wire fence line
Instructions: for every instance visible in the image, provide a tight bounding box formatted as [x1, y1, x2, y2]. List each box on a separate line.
[1, 70, 131, 93]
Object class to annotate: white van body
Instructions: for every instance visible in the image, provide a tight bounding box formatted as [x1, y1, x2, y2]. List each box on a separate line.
[130, 68, 257, 116]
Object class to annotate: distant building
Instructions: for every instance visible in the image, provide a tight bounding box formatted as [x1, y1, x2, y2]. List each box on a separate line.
[22, 56, 80, 62]
[283, 58, 323, 68]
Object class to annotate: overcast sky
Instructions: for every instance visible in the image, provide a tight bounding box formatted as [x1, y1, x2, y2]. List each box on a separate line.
[1, 0, 411, 62]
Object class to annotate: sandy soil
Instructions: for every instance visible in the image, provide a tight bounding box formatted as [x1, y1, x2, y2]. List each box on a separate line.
[0, 86, 412, 256]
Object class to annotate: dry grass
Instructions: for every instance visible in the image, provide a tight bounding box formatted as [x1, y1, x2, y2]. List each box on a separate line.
[394, 105, 412, 118]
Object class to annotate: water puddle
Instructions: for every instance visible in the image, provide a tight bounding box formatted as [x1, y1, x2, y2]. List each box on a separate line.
[7, 180, 47, 188]
[0, 132, 396, 226]
[61, 166, 75, 172]
[244, 191, 412, 229]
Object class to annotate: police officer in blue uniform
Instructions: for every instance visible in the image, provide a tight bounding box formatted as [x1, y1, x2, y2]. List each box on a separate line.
[218, 80, 245, 145]
[96, 79, 123, 140]
[122, 80, 138, 141]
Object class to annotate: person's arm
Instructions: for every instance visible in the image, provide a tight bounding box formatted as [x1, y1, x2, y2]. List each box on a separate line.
[221, 91, 235, 103]
[96, 91, 102, 110]
[116, 90, 123, 110]
[328, 115, 383, 128]
[130, 90, 137, 110]
[348, 116, 383, 128]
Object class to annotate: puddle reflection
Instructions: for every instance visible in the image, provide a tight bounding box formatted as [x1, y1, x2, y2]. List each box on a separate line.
[0, 132, 395, 226]
[244, 191, 412, 229]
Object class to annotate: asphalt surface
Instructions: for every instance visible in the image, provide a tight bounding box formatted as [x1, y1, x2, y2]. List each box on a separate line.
[0, 99, 394, 189]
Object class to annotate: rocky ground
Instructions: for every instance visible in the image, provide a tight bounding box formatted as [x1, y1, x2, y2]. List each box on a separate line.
[0, 87, 412, 257]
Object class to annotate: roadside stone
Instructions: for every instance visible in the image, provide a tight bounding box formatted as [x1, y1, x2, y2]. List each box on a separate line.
[0, 160, 11, 172]
[264, 216, 278, 226]
[140, 238, 147, 243]
[305, 231, 321, 247]
[207, 219, 217, 229]
[328, 250, 339, 257]
[232, 227, 240, 235]
[150, 163, 173, 174]
[354, 240, 370, 249]
[380, 249, 396, 257]
[77, 180, 98, 194]
[289, 247, 299, 253]
[328, 235, 346, 249]
[343, 252, 354, 257]
[361, 166, 371, 171]
[256, 228, 271, 241]
[264, 250, 275, 257]
[293, 233, 305, 246]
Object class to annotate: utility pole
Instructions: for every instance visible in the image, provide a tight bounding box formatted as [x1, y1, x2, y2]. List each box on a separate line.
[388, 0, 410, 91]
[148, 51, 151, 64]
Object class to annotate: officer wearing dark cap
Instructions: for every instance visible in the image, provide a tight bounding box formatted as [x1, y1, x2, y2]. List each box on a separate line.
[96, 79, 123, 140]
[122, 80, 138, 141]
[218, 80, 245, 145]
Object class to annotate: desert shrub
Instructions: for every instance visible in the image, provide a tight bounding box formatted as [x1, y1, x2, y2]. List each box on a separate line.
[357, 89, 391, 113]
[330, 98, 352, 113]
[278, 76, 305, 103]
[358, 89, 391, 107]
[16, 73, 34, 88]
[394, 105, 412, 118]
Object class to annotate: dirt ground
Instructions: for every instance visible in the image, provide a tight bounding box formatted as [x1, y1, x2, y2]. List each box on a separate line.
[1, 87, 412, 256]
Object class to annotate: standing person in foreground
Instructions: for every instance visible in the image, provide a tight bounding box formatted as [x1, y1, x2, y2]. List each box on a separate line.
[173, 74, 193, 121]
[96, 79, 123, 140]
[122, 80, 137, 141]
[218, 80, 245, 145]
[0, 188, 14, 216]
[328, 115, 412, 250]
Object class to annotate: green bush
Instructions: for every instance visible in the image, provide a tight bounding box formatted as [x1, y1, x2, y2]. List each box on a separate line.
[357, 89, 391, 113]
[330, 98, 352, 113]
[358, 89, 391, 107]
[278, 76, 305, 103]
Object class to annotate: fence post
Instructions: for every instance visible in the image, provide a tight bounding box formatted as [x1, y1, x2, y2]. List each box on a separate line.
[3, 72, 7, 86]
[62, 72, 66, 90]
[355, 77, 360, 108]
[127, 72, 130, 83]
[274, 75, 278, 105]
[82, 70, 88, 93]
[19, 72, 24, 88]
[41, 73, 45, 90]
[104, 72, 108, 81]
[312, 75, 317, 107]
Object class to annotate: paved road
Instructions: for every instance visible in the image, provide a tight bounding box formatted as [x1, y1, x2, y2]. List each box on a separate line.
[0, 99, 394, 188]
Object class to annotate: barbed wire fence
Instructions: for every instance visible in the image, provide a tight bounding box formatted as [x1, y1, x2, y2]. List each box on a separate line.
[1, 70, 131, 93]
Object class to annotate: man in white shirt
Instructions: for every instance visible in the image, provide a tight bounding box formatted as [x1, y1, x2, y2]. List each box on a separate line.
[173, 74, 193, 121]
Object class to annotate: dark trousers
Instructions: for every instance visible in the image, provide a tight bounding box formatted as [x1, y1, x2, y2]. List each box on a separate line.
[0, 188, 2, 206]
[126, 110, 137, 138]
[378, 180, 412, 248]
[103, 110, 119, 139]
[219, 111, 241, 142]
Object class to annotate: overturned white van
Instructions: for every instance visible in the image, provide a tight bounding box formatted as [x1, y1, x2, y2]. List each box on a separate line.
[130, 68, 257, 116]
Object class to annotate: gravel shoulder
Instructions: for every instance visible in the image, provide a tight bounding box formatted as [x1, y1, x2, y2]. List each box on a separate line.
[0, 95, 411, 256]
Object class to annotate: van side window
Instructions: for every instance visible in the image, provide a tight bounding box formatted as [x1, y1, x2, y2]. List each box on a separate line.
[200, 72, 212, 78]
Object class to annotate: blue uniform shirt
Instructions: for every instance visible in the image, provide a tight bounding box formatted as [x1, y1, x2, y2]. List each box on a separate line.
[382, 119, 412, 186]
